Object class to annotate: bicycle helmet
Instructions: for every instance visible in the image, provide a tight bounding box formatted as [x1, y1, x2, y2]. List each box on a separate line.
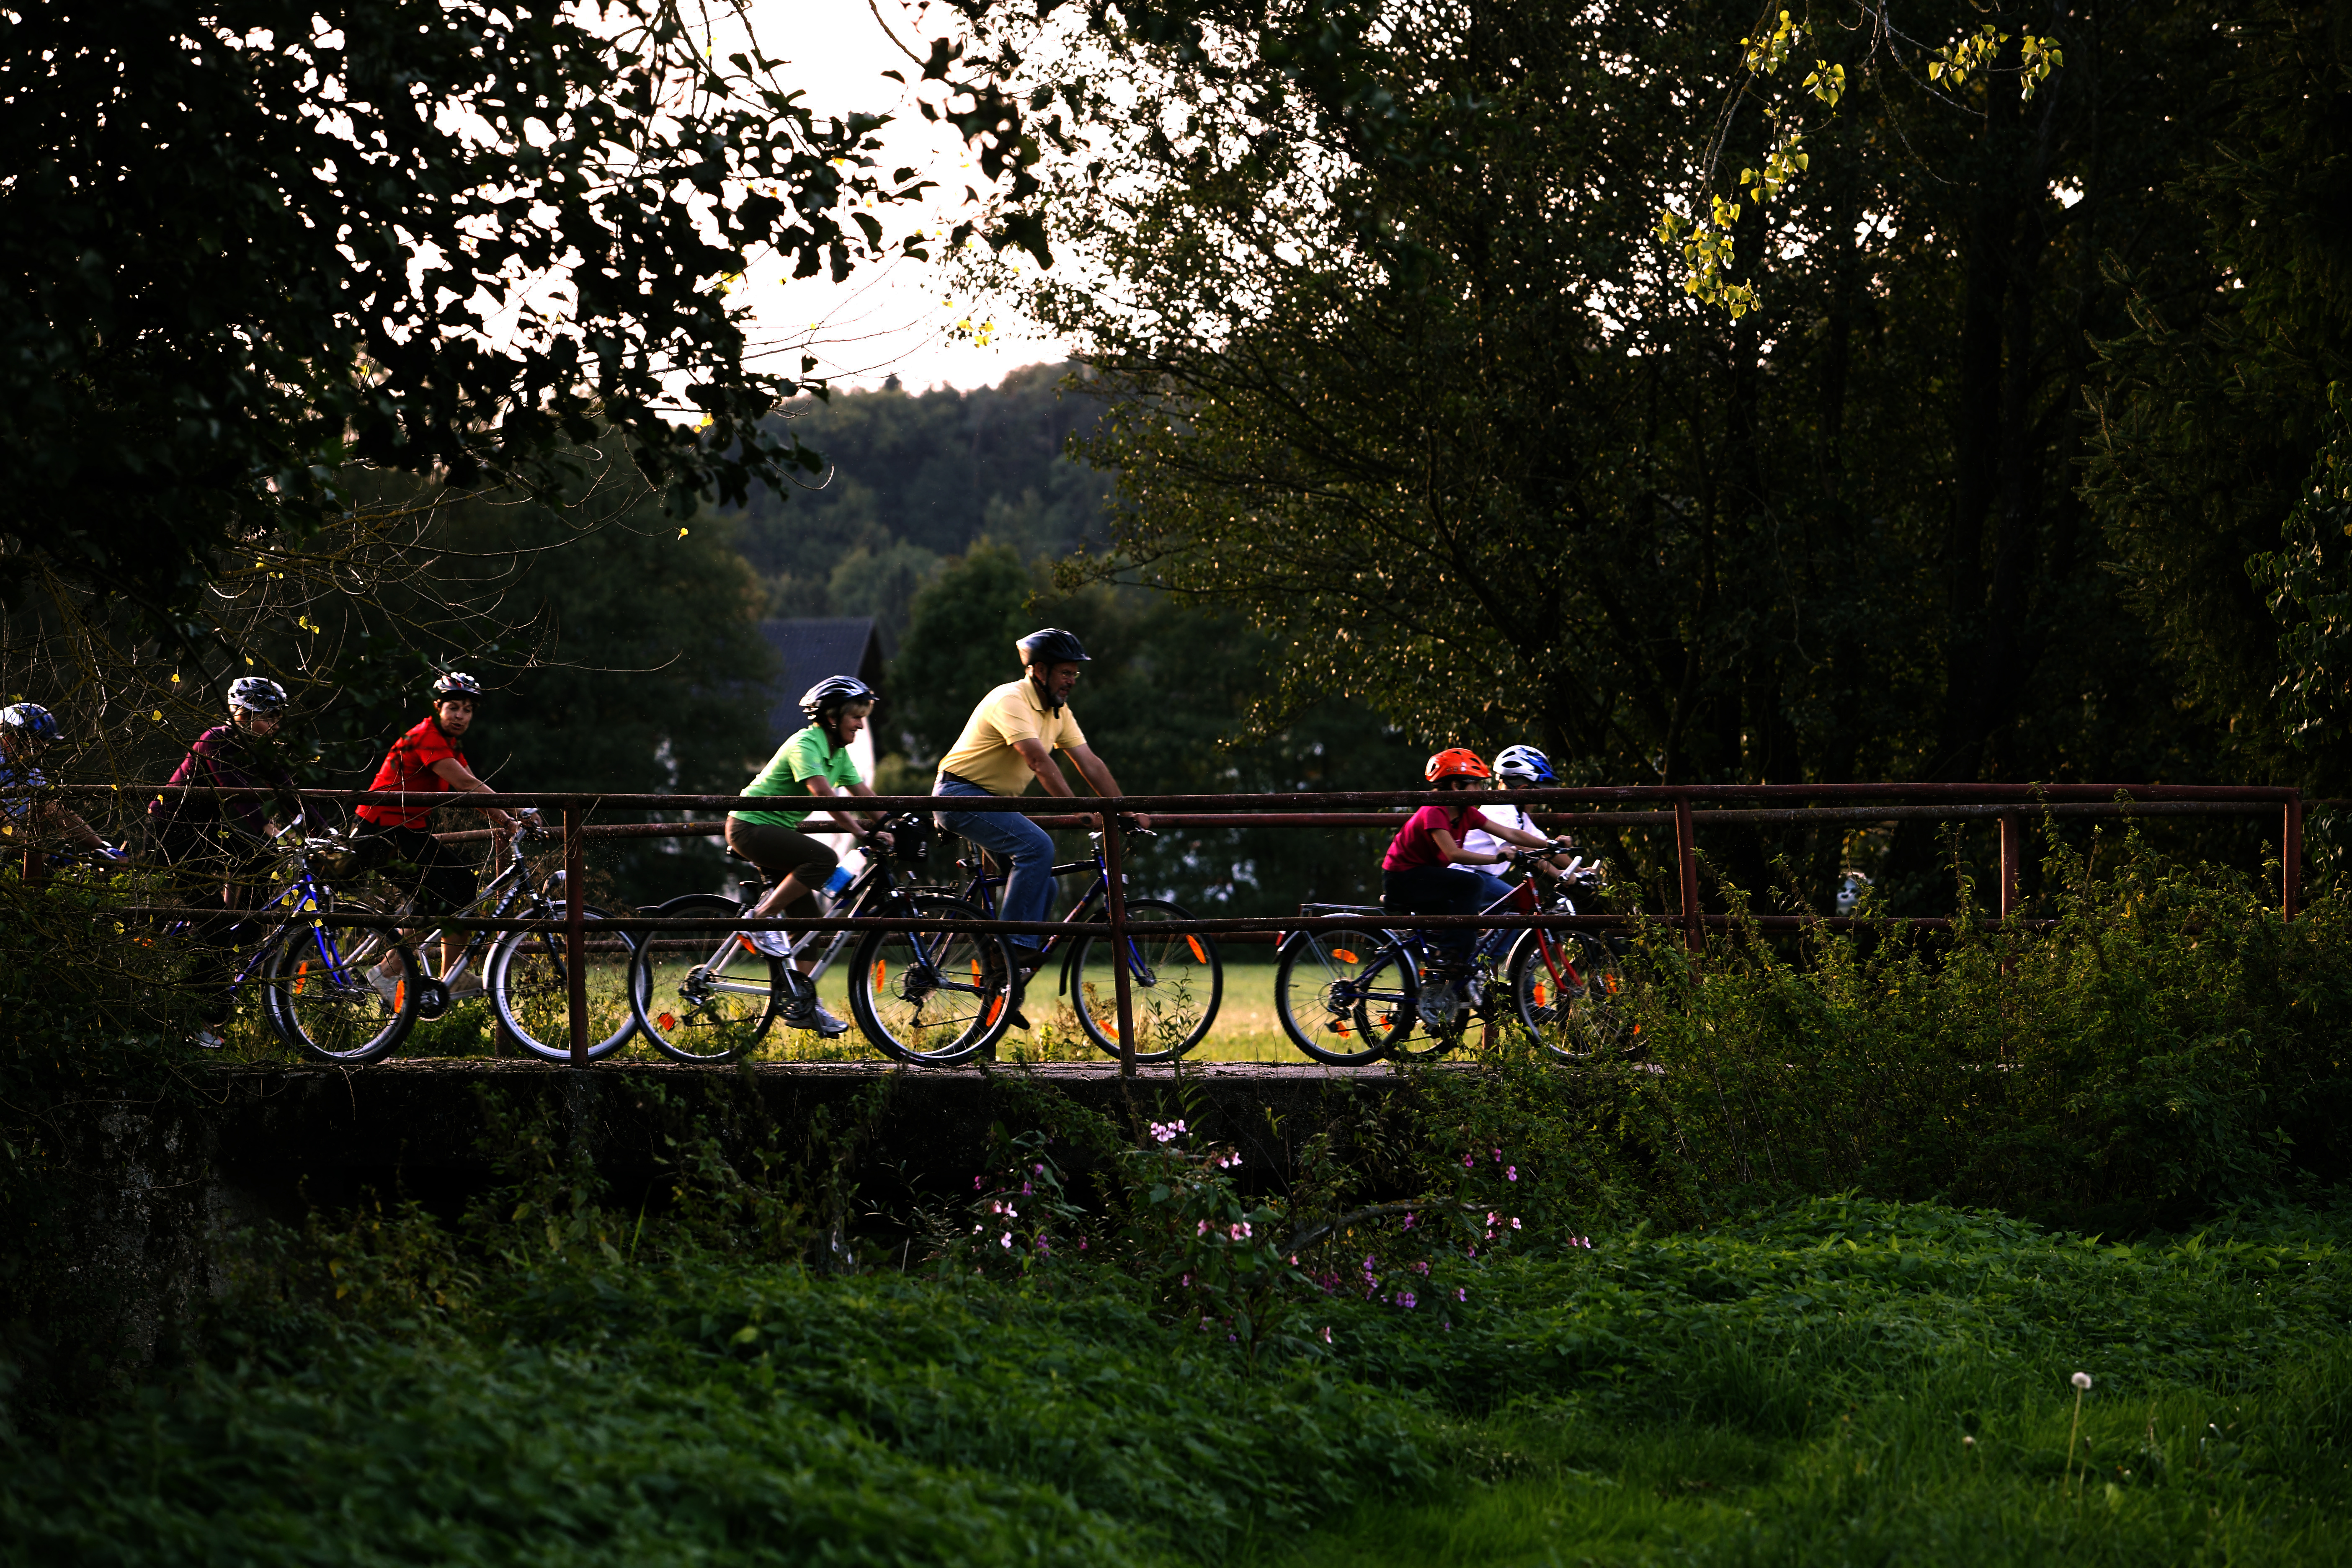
[1425, 748, 1491, 783]
[799, 675, 877, 725]
[1015, 627, 1090, 668]
[1493, 744, 1555, 784]
[431, 671, 484, 701]
[0, 703, 62, 744]
[227, 676, 289, 715]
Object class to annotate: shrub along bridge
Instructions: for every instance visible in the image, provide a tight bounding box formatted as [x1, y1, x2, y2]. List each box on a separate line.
[39, 781, 2307, 1075]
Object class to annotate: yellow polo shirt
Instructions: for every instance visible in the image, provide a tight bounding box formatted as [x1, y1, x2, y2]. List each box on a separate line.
[936, 679, 1088, 797]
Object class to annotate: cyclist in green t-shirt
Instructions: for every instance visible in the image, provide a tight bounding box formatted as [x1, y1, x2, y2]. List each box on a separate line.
[725, 676, 895, 1037]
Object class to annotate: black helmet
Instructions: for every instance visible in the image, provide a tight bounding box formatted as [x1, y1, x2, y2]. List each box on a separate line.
[1016, 628, 1090, 668]
[431, 671, 484, 701]
[799, 675, 877, 725]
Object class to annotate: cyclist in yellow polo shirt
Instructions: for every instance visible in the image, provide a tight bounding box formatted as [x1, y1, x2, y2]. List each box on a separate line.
[934, 628, 1150, 979]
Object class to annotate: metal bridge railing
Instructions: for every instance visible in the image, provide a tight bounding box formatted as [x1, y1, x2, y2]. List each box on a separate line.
[5, 782, 2306, 1074]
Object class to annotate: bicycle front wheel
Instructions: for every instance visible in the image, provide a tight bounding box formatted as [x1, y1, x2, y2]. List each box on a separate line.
[1070, 898, 1223, 1063]
[625, 893, 783, 1063]
[1508, 930, 1630, 1062]
[490, 906, 640, 1063]
[1273, 926, 1415, 1066]
[260, 918, 421, 1064]
[847, 893, 1012, 1065]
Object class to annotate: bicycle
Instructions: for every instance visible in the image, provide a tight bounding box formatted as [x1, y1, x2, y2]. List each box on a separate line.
[629, 812, 1010, 1065]
[913, 823, 1225, 1065]
[1271, 854, 1625, 1065]
[187, 821, 428, 1064]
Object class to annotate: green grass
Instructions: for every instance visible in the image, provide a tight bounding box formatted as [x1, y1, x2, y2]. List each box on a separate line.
[8, 1198, 2349, 1565]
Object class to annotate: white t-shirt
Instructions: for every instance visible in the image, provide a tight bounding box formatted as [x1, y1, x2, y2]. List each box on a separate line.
[1461, 801, 1535, 861]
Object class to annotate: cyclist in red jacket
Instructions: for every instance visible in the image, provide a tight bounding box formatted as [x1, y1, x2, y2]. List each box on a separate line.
[1381, 748, 1569, 1022]
[353, 671, 534, 1000]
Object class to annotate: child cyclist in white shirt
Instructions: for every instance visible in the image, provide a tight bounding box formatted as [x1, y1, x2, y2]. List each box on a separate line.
[1459, 745, 1575, 881]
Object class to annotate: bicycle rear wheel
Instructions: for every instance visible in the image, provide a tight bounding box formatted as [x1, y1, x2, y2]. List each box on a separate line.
[625, 893, 784, 1063]
[1070, 898, 1223, 1063]
[260, 918, 421, 1064]
[847, 892, 1012, 1065]
[1508, 930, 1630, 1062]
[1273, 926, 1415, 1066]
[490, 906, 640, 1063]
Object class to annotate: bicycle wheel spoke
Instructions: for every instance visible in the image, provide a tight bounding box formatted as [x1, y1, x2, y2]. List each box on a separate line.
[1274, 925, 1406, 1065]
[1072, 899, 1222, 1063]
[624, 895, 780, 1063]
[848, 893, 1009, 1065]
[262, 922, 418, 1063]
[493, 911, 638, 1062]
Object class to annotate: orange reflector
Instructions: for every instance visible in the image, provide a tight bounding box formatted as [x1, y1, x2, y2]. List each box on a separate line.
[394, 979, 405, 1011]
[872, 960, 886, 990]
[1185, 936, 1206, 964]
[658, 1012, 678, 1032]
[971, 959, 980, 983]
[986, 995, 1004, 1025]
[1332, 1022, 1351, 1037]
[294, 959, 309, 995]
[1532, 983, 1547, 1007]
[1333, 948, 1359, 965]
[738, 935, 758, 956]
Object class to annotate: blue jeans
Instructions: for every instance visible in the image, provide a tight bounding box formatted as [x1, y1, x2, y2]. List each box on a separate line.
[936, 779, 1056, 955]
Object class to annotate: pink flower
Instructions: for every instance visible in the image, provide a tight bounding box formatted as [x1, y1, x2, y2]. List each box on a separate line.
[1511, 1217, 1522, 1230]
[1021, 1182, 1032, 1195]
[1507, 1166, 1518, 1181]
[1180, 1272, 1191, 1287]
[1456, 1286, 1467, 1302]
[1491, 1148, 1501, 1162]
[1462, 1153, 1475, 1170]
[973, 1175, 985, 1190]
[1488, 1210, 1500, 1225]
[1197, 1219, 1210, 1235]
[1000, 1233, 1012, 1248]
[1403, 1213, 1416, 1230]
[1398, 1290, 1417, 1309]
[1321, 1326, 1332, 1344]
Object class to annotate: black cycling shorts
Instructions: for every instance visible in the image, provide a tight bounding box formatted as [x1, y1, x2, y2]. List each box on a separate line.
[354, 821, 475, 917]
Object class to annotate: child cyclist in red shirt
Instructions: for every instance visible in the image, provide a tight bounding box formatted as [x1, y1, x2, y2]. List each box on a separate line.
[1382, 748, 1570, 1021]
[354, 672, 537, 1000]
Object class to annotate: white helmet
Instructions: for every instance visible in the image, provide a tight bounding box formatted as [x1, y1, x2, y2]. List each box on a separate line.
[1493, 744, 1555, 784]
[227, 676, 289, 715]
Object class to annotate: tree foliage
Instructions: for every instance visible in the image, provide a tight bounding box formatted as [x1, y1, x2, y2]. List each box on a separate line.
[0, 0, 1040, 638]
[964, 0, 2239, 834]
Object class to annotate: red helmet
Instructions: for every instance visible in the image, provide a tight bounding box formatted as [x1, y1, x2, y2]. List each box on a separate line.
[1424, 748, 1491, 783]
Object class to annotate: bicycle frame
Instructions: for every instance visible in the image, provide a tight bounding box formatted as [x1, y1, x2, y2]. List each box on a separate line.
[653, 846, 904, 1008]
[947, 842, 1115, 989]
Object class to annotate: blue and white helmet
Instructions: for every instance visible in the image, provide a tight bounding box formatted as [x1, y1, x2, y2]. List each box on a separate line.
[1493, 744, 1555, 784]
[0, 703, 62, 744]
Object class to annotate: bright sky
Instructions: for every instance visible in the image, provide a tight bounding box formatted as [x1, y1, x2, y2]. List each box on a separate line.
[732, 0, 1069, 392]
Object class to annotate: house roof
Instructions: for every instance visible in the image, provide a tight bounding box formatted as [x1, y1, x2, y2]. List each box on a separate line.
[757, 617, 889, 740]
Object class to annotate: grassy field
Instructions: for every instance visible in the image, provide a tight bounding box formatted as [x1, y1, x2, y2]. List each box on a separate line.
[9, 1197, 2346, 1565]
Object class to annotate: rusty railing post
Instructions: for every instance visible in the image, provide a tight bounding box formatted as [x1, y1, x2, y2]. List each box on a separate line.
[2285, 792, 2304, 920]
[1673, 792, 1701, 953]
[564, 804, 588, 1066]
[1099, 809, 1138, 1076]
[1998, 811, 2021, 924]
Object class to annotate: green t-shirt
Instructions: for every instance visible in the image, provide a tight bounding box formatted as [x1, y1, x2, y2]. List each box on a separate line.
[733, 725, 864, 829]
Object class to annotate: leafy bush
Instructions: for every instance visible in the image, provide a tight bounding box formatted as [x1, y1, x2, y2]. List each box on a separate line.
[1617, 828, 2352, 1228]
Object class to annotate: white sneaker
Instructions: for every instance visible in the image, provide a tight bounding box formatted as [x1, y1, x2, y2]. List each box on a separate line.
[366, 962, 402, 1005]
[193, 1028, 227, 1051]
[808, 1002, 852, 1039]
[741, 928, 794, 959]
[1417, 980, 1460, 1028]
